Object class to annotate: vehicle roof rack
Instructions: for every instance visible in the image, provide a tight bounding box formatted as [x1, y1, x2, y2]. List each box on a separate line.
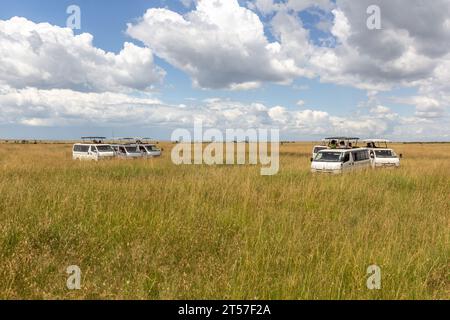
[113, 137, 154, 144]
[81, 137, 107, 143]
[324, 137, 360, 140]
[81, 136, 106, 140]
[362, 139, 390, 143]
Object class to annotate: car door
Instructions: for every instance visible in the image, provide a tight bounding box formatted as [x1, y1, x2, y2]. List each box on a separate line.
[139, 146, 148, 156]
[351, 151, 359, 170]
[73, 145, 79, 159]
[353, 151, 366, 170]
[119, 147, 127, 158]
[89, 146, 98, 160]
[357, 150, 371, 169]
[369, 150, 376, 167]
[362, 150, 371, 169]
[342, 152, 352, 172]
[81, 145, 89, 160]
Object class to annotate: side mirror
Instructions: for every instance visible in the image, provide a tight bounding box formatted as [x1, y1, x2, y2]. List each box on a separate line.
[399, 154, 403, 159]
[310, 157, 313, 162]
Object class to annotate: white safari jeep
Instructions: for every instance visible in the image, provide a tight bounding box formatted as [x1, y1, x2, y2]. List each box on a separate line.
[138, 144, 162, 157]
[111, 145, 143, 159]
[72, 144, 115, 161]
[113, 138, 162, 158]
[311, 148, 372, 174]
[73, 137, 115, 161]
[311, 137, 360, 160]
[363, 139, 401, 168]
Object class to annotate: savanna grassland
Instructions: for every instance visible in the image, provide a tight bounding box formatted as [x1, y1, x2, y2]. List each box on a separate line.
[0, 142, 448, 299]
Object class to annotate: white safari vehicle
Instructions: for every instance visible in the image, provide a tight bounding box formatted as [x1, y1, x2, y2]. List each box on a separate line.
[363, 139, 401, 168]
[132, 138, 162, 157]
[311, 137, 360, 160]
[73, 137, 115, 161]
[114, 138, 162, 158]
[311, 148, 372, 174]
[111, 144, 143, 159]
[138, 144, 162, 157]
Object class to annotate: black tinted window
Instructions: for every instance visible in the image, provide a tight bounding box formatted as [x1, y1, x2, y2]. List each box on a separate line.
[74, 145, 89, 152]
[353, 150, 369, 161]
[343, 153, 350, 163]
[314, 147, 326, 153]
[362, 150, 369, 160]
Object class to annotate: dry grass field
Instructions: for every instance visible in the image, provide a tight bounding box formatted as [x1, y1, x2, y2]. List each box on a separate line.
[0, 142, 448, 299]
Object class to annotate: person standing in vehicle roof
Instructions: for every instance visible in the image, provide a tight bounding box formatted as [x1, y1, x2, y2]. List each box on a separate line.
[330, 140, 337, 149]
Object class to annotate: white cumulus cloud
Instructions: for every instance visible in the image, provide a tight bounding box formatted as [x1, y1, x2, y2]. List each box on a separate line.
[0, 17, 165, 92]
[126, 0, 307, 89]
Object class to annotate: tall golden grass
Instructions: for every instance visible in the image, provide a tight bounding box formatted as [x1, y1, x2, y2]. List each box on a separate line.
[0, 142, 448, 299]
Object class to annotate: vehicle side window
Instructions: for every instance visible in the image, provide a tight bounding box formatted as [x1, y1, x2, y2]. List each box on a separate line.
[76, 145, 89, 152]
[352, 151, 369, 162]
[90, 146, 97, 152]
[120, 147, 125, 153]
[343, 153, 350, 163]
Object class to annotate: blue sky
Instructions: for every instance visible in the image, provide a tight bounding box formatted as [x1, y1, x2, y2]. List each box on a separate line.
[0, 0, 448, 141]
[0, 0, 189, 52]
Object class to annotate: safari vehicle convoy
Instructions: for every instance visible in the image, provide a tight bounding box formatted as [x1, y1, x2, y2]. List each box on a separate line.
[310, 137, 401, 173]
[71, 135, 399, 173]
[72, 137, 162, 161]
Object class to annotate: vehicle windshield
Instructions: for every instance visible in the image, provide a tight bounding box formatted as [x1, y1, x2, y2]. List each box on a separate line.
[96, 145, 114, 152]
[313, 146, 327, 153]
[125, 147, 141, 154]
[314, 151, 344, 162]
[375, 150, 396, 158]
[146, 145, 160, 151]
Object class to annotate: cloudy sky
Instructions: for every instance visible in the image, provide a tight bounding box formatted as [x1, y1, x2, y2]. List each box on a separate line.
[0, 0, 449, 141]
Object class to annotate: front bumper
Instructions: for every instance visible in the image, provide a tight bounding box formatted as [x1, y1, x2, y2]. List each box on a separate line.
[311, 169, 342, 174]
[375, 163, 400, 168]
